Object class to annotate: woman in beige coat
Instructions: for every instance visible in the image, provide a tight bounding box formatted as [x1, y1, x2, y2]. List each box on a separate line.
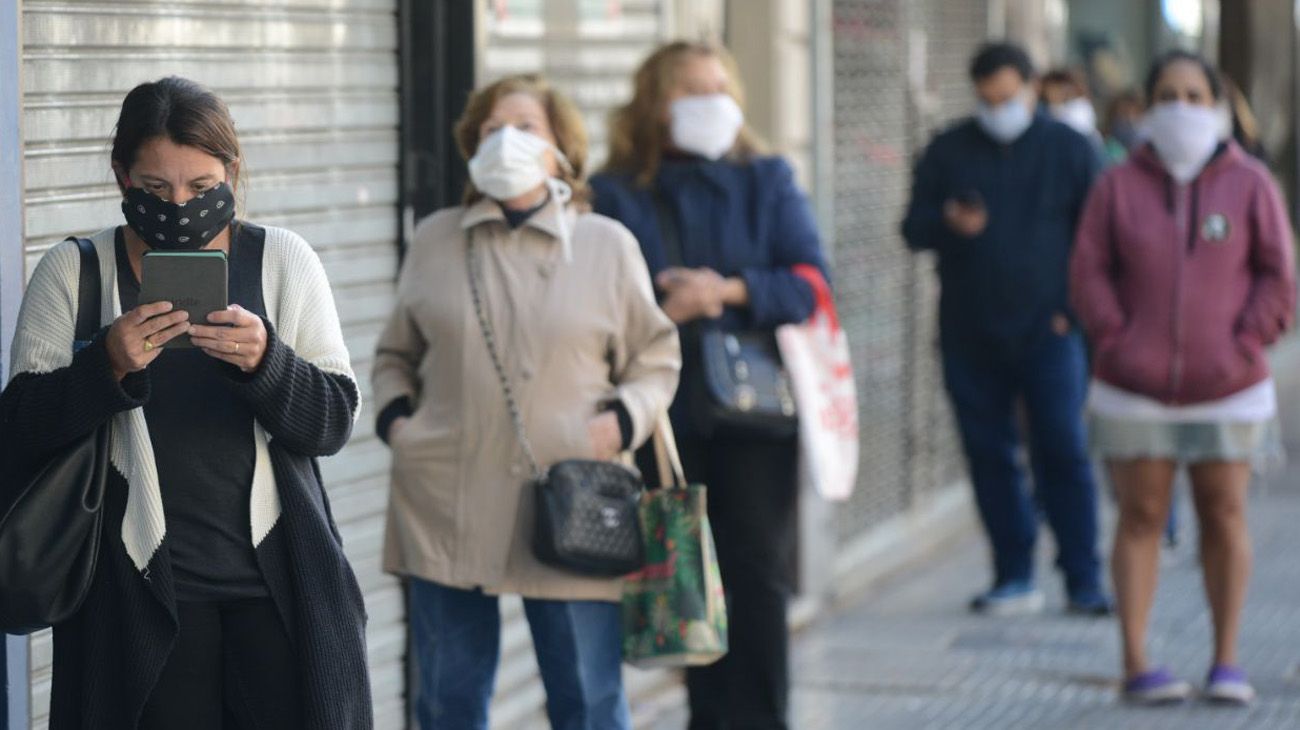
[372, 75, 680, 729]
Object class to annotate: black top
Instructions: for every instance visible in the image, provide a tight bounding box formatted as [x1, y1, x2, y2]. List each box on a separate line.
[115, 225, 267, 600]
[501, 195, 549, 229]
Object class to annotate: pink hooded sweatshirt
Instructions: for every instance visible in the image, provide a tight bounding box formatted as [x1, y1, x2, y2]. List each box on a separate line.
[1070, 141, 1296, 405]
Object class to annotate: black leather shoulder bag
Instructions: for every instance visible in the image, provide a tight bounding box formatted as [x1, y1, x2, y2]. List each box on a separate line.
[652, 193, 798, 438]
[466, 232, 644, 577]
[0, 237, 111, 634]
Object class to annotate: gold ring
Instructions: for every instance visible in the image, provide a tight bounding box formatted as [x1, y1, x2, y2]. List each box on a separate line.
[143, 338, 154, 352]
[233, 341, 241, 354]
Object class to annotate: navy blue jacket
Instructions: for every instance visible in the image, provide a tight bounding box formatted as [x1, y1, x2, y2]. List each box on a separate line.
[590, 155, 827, 330]
[901, 113, 1101, 353]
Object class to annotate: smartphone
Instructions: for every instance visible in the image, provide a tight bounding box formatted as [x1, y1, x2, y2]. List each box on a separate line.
[952, 189, 984, 209]
[139, 251, 229, 349]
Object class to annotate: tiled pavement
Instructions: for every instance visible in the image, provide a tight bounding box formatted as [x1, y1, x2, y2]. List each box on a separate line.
[643, 447, 1300, 729]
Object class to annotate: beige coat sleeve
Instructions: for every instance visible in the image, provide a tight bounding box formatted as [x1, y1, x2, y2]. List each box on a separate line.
[372, 237, 429, 426]
[606, 225, 682, 449]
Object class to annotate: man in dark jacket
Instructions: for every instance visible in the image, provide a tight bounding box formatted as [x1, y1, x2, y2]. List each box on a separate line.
[902, 42, 1111, 616]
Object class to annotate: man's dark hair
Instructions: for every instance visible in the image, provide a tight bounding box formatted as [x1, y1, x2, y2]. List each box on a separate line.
[1144, 49, 1222, 102]
[969, 43, 1036, 82]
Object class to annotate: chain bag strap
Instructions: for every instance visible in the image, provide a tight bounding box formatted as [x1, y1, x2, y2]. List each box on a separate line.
[465, 230, 644, 577]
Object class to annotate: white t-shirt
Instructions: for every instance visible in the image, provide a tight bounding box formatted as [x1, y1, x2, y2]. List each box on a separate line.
[1088, 378, 1277, 423]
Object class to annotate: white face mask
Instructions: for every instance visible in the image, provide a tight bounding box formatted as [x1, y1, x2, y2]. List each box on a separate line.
[468, 126, 569, 201]
[468, 126, 577, 261]
[1142, 102, 1221, 184]
[1050, 97, 1097, 137]
[976, 93, 1034, 144]
[669, 94, 744, 160]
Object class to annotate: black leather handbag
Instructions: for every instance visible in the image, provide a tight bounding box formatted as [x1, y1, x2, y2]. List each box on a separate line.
[466, 234, 644, 578]
[653, 194, 798, 438]
[0, 237, 110, 634]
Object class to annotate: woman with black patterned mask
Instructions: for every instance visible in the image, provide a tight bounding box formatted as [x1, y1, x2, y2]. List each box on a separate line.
[0, 76, 369, 728]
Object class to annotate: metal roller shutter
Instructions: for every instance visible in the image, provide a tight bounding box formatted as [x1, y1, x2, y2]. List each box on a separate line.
[830, 0, 987, 548]
[478, 1, 666, 726]
[19, 1, 404, 727]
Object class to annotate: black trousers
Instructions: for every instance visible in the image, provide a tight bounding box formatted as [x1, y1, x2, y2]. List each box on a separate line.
[669, 432, 798, 730]
[139, 597, 302, 730]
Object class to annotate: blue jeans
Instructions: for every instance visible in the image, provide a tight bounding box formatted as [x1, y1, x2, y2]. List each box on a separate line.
[409, 578, 631, 730]
[942, 331, 1103, 594]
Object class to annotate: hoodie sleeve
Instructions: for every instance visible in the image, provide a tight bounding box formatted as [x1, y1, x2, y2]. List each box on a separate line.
[901, 136, 957, 252]
[1069, 172, 1127, 346]
[1237, 173, 1297, 347]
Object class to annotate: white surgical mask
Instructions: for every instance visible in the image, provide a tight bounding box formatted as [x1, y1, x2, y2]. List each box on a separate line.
[468, 126, 577, 261]
[1050, 97, 1098, 137]
[669, 94, 744, 160]
[976, 94, 1033, 144]
[1143, 102, 1221, 184]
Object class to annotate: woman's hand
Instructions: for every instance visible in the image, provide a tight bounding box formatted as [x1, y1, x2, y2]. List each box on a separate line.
[587, 411, 624, 461]
[388, 416, 411, 442]
[657, 267, 726, 323]
[190, 304, 268, 373]
[106, 301, 192, 381]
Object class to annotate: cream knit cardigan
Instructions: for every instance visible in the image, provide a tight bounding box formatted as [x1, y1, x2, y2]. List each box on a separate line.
[8, 226, 359, 573]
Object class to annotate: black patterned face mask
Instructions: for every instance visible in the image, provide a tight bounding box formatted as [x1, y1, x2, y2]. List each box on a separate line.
[121, 182, 236, 251]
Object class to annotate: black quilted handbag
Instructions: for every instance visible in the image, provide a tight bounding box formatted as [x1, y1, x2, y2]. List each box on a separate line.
[466, 234, 644, 577]
[0, 237, 110, 634]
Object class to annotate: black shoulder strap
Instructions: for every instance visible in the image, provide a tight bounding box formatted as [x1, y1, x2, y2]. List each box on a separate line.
[651, 192, 686, 268]
[72, 237, 101, 344]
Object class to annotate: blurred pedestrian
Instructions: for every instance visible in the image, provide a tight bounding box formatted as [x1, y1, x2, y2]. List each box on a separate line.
[590, 41, 829, 730]
[372, 74, 680, 730]
[0, 77, 369, 728]
[1041, 67, 1105, 154]
[1071, 50, 1295, 706]
[1220, 74, 1267, 162]
[1101, 89, 1145, 164]
[901, 42, 1111, 617]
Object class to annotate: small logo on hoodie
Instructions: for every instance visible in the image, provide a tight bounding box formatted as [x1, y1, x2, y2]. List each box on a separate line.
[1202, 213, 1231, 244]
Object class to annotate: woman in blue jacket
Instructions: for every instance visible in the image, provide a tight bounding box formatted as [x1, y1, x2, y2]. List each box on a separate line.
[591, 41, 828, 730]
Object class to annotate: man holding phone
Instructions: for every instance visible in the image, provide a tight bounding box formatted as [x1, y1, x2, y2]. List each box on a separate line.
[902, 43, 1109, 617]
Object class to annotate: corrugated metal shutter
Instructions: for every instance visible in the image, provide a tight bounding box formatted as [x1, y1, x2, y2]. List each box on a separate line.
[478, 1, 666, 726]
[19, 2, 405, 727]
[830, 0, 986, 548]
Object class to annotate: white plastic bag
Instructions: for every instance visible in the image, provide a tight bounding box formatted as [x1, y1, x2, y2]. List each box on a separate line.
[776, 265, 859, 502]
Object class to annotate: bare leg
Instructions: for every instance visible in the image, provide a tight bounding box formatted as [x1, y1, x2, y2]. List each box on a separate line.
[1188, 461, 1253, 668]
[1110, 458, 1178, 678]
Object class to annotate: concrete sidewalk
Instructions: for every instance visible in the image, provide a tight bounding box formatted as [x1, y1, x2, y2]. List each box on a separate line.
[647, 462, 1300, 729]
[643, 338, 1300, 730]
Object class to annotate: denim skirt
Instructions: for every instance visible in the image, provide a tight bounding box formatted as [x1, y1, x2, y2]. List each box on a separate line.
[1089, 415, 1283, 468]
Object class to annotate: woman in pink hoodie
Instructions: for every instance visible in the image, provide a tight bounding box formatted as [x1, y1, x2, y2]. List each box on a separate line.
[1071, 51, 1295, 706]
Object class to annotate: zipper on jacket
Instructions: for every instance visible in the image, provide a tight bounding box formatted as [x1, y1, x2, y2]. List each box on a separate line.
[1187, 179, 1201, 252]
[1169, 182, 1187, 401]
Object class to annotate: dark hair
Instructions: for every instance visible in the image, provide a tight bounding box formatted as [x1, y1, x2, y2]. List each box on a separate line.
[970, 43, 1035, 82]
[1144, 50, 1222, 103]
[1040, 67, 1090, 101]
[111, 77, 243, 192]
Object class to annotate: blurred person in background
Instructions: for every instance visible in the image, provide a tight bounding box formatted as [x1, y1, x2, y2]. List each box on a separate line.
[1101, 89, 1145, 164]
[1041, 67, 1106, 155]
[1220, 74, 1267, 162]
[901, 42, 1111, 618]
[590, 41, 828, 730]
[0, 77, 369, 729]
[1071, 50, 1295, 706]
[373, 74, 680, 730]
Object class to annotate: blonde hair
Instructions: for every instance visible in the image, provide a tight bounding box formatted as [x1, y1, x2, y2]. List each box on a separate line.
[604, 41, 765, 186]
[454, 74, 590, 206]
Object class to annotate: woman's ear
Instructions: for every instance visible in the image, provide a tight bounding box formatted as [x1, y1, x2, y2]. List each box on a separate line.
[112, 163, 130, 194]
[228, 160, 241, 192]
